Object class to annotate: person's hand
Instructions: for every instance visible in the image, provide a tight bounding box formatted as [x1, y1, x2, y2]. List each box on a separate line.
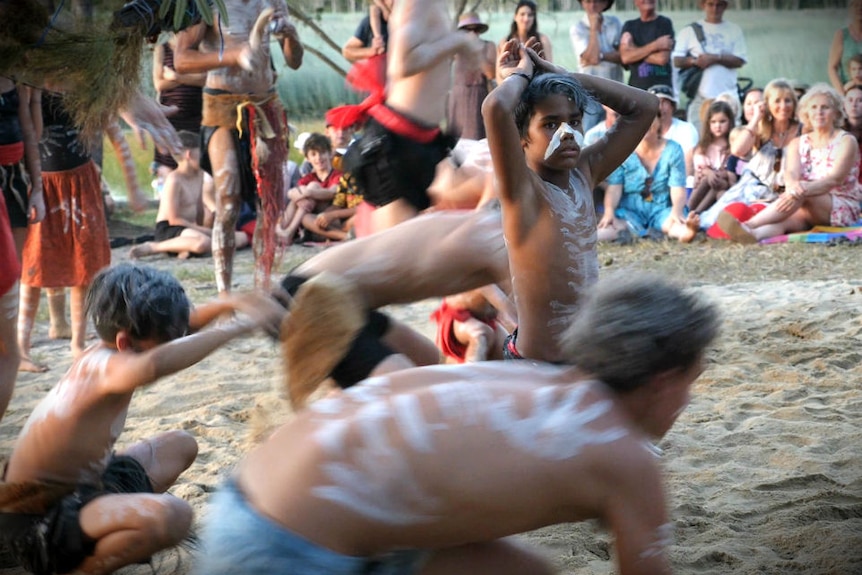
[287, 187, 305, 202]
[120, 92, 181, 155]
[587, 11, 603, 27]
[28, 186, 45, 224]
[598, 211, 616, 229]
[524, 38, 566, 75]
[497, 38, 534, 80]
[163, 66, 178, 81]
[654, 35, 674, 52]
[775, 187, 803, 213]
[748, 100, 765, 125]
[371, 35, 385, 52]
[231, 290, 287, 339]
[315, 212, 332, 229]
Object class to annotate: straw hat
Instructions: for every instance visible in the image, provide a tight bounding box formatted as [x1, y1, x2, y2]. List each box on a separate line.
[457, 12, 489, 34]
[280, 273, 365, 410]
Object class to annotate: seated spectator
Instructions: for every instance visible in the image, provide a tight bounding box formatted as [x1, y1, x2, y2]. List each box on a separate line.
[324, 105, 363, 169]
[130, 131, 214, 259]
[597, 111, 692, 242]
[697, 78, 801, 232]
[648, 85, 699, 180]
[687, 100, 736, 215]
[844, 84, 862, 183]
[718, 84, 861, 243]
[276, 133, 342, 245]
[741, 86, 764, 126]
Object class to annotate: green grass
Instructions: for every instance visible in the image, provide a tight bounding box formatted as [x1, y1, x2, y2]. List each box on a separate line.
[104, 9, 844, 201]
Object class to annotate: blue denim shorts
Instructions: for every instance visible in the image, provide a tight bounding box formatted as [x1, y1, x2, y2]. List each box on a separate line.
[194, 478, 428, 575]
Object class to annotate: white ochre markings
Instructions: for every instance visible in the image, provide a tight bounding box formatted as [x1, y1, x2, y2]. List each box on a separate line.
[311, 381, 627, 524]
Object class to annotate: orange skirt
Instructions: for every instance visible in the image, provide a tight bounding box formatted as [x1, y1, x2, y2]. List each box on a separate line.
[21, 161, 110, 287]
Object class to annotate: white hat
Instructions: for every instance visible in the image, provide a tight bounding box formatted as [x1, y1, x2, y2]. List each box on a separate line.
[294, 132, 311, 152]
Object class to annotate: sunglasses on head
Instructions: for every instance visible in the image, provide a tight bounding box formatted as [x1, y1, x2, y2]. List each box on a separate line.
[640, 176, 654, 202]
[773, 147, 783, 174]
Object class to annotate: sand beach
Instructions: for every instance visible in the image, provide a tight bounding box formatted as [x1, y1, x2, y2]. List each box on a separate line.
[1, 235, 861, 574]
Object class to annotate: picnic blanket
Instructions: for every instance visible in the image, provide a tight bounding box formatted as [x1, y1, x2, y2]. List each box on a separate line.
[760, 223, 862, 244]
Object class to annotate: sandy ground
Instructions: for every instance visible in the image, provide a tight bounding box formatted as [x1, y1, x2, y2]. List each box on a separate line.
[2, 235, 861, 574]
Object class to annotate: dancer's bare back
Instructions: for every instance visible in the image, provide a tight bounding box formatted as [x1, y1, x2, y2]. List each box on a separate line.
[238, 361, 671, 571]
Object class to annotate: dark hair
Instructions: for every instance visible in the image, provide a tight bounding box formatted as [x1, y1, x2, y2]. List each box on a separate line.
[177, 130, 199, 151]
[86, 263, 190, 344]
[562, 273, 720, 393]
[303, 132, 332, 156]
[698, 100, 735, 151]
[513, 73, 595, 137]
[849, 53, 862, 67]
[507, 0, 539, 41]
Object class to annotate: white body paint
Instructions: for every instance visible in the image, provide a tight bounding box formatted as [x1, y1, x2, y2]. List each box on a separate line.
[537, 171, 599, 329]
[544, 122, 584, 160]
[311, 377, 627, 525]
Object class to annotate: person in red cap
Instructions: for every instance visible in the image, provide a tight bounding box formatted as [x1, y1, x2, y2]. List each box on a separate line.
[324, 106, 363, 171]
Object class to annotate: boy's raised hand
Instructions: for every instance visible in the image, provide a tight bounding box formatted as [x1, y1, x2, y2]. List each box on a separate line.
[524, 39, 566, 76]
[497, 38, 533, 80]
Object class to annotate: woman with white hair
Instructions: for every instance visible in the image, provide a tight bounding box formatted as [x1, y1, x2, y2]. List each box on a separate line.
[717, 83, 862, 243]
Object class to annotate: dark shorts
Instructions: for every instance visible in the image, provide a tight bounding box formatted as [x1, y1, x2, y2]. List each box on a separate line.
[200, 124, 257, 207]
[6, 455, 153, 575]
[154, 220, 186, 242]
[342, 111, 454, 212]
[0, 161, 30, 228]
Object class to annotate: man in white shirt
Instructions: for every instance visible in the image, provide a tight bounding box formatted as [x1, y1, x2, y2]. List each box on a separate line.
[672, 0, 747, 132]
[570, 0, 623, 130]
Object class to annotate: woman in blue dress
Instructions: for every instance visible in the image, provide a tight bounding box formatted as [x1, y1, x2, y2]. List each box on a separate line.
[597, 111, 693, 242]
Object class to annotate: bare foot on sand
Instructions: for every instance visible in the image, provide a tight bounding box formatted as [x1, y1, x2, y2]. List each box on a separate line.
[679, 212, 700, 244]
[717, 210, 758, 244]
[19, 355, 48, 373]
[129, 242, 155, 259]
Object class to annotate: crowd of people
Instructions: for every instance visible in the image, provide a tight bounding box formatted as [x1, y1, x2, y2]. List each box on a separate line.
[0, 0, 858, 574]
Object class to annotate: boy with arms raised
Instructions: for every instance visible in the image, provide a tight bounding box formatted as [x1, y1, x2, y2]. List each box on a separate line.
[2, 263, 284, 575]
[196, 274, 720, 574]
[483, 38, 657, 361]
[274, 39, 657, 402]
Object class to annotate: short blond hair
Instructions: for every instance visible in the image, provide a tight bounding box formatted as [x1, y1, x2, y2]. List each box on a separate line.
[797, 83, 846, 132]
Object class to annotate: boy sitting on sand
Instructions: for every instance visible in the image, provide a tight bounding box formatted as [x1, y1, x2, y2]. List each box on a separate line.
[130, 131, 216, 260]
[276, 133, 343, 245]
[1, 263, 284, 575]
[195, 274, 720, 575]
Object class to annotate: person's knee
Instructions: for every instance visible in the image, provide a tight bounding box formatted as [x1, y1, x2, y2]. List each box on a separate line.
[147, 496, 193, 546]
[161, 430, 199, 469]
